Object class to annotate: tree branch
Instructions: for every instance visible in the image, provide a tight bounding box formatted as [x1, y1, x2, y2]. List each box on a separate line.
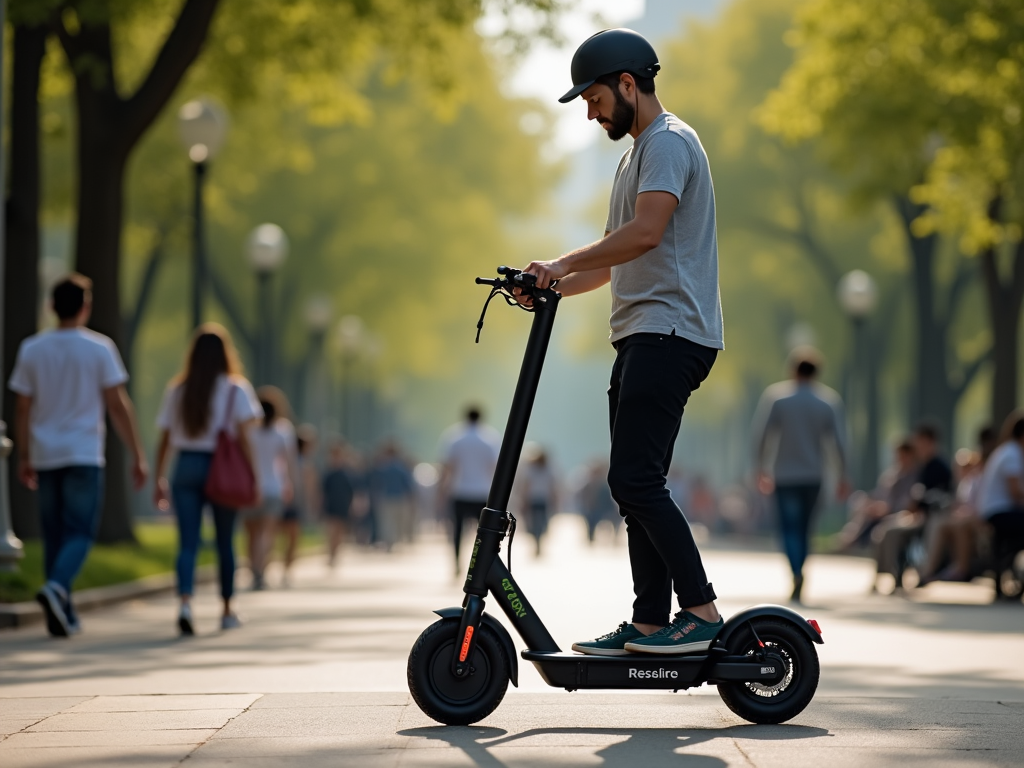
[954, 347, 992, 401]
[208, 263, 256, 354]
[121, 0, 222, 148]
[123, 227, 170, 356]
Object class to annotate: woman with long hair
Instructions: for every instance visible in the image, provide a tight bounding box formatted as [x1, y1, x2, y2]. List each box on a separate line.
[153, 324, 262, 635]
[244, 386, 298, 589]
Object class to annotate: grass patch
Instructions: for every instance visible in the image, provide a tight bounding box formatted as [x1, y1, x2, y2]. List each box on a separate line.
[0, 522, 215, 604]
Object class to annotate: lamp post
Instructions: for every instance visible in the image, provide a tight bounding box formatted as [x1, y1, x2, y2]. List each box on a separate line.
[0, 0, 24, 572]
[337, 315, 364, 442]
[837, 269, 879, 491]
[178, 98, 228, 331]
[247, 224, 289, 385]
[301, 295, 332, 423]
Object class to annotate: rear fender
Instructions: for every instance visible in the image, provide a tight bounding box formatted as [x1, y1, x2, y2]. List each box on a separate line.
[433, 607, 519, 687]
[715, 604, 824, 648]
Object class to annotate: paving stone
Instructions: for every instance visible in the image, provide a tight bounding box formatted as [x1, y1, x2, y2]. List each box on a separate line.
[0, 744, 189, 768]
[26, 709, 243, 732]
[214, 704, 405, 738]
[67, 694, 260, 712]
[1, 728, 218, 748]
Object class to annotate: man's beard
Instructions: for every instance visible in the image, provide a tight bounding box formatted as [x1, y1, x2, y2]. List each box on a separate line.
[600, 87, 635, 141]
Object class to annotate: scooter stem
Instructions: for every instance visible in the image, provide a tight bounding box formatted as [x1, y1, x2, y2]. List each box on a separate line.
[486, 294, 560, 512]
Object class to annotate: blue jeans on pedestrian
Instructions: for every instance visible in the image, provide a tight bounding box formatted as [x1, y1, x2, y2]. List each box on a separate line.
[37, 465, 104, 596]
[774, 483, 822, 579]
[171, 451, 238, 600]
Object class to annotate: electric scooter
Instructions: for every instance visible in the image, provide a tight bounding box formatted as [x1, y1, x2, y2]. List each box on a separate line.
[407, 266, 824, 726]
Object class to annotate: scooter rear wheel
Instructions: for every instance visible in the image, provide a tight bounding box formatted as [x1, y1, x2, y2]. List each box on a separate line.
[717, 618, 819, 724]
[408, 617, 510, 725]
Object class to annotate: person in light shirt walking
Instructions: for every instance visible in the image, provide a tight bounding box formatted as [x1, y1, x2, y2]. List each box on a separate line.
[153, 324, 261, 635]
[439, 406, 500, 575]
[9, 274, 148, 637]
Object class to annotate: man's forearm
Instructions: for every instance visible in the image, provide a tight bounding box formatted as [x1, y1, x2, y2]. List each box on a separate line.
[14, 396, 31, 461]
[109, 392, 144, 460]
[556, 267, 612, 297]
[560, 218, 660, 275]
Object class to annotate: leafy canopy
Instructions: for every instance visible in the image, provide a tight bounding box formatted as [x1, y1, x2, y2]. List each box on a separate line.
[758, 0, 1024, 253]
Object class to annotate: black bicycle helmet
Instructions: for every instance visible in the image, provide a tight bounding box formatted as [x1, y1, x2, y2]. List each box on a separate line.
[558, 28, 660, 103]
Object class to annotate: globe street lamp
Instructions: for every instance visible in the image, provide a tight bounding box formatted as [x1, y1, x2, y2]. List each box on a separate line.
[838, 269, 879, 490]
[247, 224, 289, 385]
[178, 98, 228, 331]
[301, 295, 332, 423]
[337, 315, 364, 442]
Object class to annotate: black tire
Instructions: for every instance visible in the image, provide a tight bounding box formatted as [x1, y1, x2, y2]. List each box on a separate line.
[717, 618, 819, 725]
[408, 617, 510, 725]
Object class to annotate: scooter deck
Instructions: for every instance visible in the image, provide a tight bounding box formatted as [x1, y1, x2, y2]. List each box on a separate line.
[521, 649, 784, 691]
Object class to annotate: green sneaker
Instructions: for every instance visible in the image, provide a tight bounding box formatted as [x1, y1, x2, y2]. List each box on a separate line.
[623, 612, 724, 655]
[571, 621, 645, 657]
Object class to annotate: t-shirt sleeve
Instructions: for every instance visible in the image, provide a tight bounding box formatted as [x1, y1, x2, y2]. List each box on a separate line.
[99, 338, 129, 389]
[637, 131, 694, 201]
[7, 344, 34, 396]
[233, 379, 263, 424]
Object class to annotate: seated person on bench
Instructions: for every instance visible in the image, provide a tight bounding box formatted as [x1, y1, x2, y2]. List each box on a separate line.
[836, 438, 916, 553]
[872, 422, 952, 591]
[977, 411, 1024, 563]
[917, 426, 997, 585]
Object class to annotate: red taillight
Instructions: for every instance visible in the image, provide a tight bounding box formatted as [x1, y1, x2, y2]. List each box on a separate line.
[807, 619, 822, 635]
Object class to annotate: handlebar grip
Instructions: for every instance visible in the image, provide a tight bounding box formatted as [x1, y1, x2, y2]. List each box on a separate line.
[475, 277, 500, 286]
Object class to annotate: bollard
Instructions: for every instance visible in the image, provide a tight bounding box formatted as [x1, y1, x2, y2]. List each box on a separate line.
[0, 420, 24, 573]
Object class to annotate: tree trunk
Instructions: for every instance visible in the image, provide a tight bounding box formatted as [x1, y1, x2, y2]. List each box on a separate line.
[895, 196, 958, 453]
[73, 82, 135, 543]
[981, 240, 1024, 431]
[4, 23, 47, 541]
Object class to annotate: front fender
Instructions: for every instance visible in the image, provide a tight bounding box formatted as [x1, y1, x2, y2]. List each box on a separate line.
[716, 604, 824, 648]
[433, 607, 519, 687]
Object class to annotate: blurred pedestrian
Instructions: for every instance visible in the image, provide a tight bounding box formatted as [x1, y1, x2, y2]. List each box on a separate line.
[753, 347, 850, 603]
[278, 423, 320, 579]
[244, 388, 298, 590]
[578, 459, 617, 543]
[872, 421, 953, 591]
[9, 274, 148, 637]
[153, 324, 261, 635]
[438, 405, 500, 575]
[370, 440, 416, 551]
[516, 444, 558, 556]
[322, 440, 358, 567]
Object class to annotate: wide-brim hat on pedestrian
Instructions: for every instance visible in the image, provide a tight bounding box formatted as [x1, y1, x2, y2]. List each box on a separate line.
[558, 28, 660, 103]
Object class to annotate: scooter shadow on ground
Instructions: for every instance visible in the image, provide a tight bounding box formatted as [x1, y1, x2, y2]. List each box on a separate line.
[398, 723, 830, 768]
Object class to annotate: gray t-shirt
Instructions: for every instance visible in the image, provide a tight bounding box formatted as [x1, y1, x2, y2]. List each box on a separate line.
[752, 381, 848, 485]
[605, 111, 724, 348]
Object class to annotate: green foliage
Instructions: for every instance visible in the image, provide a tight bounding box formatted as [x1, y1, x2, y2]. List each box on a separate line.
[0, 522, 213, 603]
[655, 0, 902, 400]
[759, 0, 1024, 254]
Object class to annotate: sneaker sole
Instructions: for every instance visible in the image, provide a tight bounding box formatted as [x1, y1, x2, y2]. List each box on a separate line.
[36, 590, 70, 638]
[622, 639, 713, 655]
[570, 643, 634, 657]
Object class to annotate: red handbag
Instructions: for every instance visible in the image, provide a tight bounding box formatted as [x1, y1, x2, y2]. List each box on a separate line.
[204, 385, 257, 508]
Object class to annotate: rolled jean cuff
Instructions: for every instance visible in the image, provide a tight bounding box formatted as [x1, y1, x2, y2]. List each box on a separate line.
[677, 582, 718, 611]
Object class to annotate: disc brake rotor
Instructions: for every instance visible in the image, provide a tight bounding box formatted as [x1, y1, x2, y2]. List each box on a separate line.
[743, 641, 793, 697]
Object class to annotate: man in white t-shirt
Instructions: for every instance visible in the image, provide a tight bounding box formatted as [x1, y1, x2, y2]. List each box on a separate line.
[439, 406, 500, 575]
[8, 274, 148, 637]
[978, 412, 1024, 549]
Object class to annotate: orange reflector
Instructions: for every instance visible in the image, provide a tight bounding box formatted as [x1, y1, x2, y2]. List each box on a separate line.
[459, 626, 475, 662]
[808, 619, 822, 635]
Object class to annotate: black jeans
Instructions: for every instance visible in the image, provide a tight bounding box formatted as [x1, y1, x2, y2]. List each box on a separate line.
[608, 332, 718, 626]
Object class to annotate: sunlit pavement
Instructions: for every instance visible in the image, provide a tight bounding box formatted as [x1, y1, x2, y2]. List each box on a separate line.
[1, 514, 1022, 766]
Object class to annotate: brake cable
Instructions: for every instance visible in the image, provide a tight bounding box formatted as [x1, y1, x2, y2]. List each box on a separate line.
[475, 283, 537, 343]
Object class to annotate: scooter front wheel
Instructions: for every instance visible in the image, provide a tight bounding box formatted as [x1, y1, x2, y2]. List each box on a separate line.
[408, 616, 510, 725]
[716, 618, 819, 724]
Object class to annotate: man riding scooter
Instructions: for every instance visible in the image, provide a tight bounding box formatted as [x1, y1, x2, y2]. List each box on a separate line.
[520, 29, 724, 655]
